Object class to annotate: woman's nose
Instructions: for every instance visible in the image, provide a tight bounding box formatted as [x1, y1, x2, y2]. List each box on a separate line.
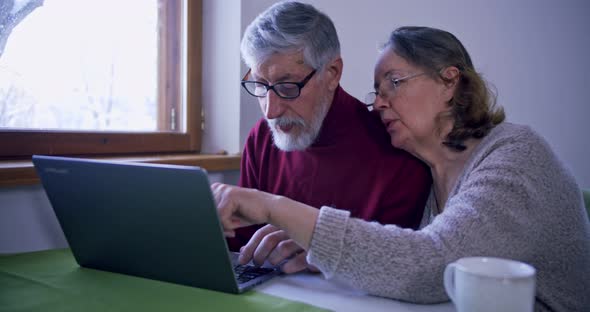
[372, 93, 389, 111]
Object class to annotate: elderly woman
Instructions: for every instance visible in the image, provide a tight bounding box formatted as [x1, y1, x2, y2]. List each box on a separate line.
[213, 26, 590, 311]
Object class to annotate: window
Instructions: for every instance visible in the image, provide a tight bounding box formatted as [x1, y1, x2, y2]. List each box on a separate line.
[0, 0, 202, 157]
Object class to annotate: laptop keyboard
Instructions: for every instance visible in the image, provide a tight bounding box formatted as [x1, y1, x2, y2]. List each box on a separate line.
[233, 264, 275, 284]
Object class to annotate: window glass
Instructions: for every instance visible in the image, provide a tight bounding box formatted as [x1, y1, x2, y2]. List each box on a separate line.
[0, 0, 180, 132]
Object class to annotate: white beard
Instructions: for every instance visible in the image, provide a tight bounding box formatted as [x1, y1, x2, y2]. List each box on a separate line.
[266, 96, 331, 151]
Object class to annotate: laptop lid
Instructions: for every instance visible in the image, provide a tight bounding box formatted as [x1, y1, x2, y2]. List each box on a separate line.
[33, 155, 260, 294]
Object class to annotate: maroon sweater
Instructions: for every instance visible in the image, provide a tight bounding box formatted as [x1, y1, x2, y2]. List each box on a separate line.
[227, 86, 431, 251]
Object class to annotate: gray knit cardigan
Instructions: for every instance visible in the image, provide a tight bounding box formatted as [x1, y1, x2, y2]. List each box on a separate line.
[307, 122, 590, 312]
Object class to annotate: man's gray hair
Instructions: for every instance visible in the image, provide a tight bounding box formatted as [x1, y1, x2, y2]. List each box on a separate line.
[241, 1, 341, 70]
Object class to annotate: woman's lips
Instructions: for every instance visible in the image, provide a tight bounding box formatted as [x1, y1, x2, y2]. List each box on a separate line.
[384, 119, 399, 132]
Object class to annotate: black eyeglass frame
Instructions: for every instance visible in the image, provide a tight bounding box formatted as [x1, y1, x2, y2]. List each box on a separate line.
[241, 69, 317, 99]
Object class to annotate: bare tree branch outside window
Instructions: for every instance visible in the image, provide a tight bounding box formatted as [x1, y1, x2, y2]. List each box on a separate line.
[0, 0, 44, 58]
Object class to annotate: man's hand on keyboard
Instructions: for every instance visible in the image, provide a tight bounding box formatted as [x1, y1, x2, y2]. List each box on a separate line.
[238, 224, 319, 274]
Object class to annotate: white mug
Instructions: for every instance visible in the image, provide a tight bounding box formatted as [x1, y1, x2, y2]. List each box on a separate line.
[444, 257, 536, 312]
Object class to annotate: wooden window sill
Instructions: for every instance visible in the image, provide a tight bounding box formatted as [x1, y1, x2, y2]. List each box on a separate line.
[0, 154, 241, 187]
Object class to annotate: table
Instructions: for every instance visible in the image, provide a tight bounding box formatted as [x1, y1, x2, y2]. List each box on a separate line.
[0, 249, 454, 311]
[257, 274, 454, 312]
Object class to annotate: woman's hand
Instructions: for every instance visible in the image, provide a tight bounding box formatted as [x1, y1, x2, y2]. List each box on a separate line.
[211, 182, 320, 250]
[211, 182, 278, 237]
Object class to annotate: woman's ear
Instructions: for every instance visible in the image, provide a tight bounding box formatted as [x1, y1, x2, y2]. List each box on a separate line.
[324, 57, 343, 92]
[440, 66, 460, 101]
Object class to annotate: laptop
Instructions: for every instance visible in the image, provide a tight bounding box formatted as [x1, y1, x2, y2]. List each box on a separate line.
[32, 155, 280, 294]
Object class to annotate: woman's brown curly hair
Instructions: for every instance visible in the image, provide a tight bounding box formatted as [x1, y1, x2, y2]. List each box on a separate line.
[385, 26, 505, 151]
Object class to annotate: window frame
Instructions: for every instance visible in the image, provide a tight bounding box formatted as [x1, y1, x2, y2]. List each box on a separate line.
[0, 0, 202, 158]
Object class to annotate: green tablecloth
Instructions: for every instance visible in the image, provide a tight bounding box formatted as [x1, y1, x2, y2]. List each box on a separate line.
[0, 249, 327, 311]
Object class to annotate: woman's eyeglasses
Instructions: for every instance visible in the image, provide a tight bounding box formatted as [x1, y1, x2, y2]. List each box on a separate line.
[364, 72, 427, 111]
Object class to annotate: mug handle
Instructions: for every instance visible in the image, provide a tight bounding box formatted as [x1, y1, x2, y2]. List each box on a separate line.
[443, 263, 457, 302]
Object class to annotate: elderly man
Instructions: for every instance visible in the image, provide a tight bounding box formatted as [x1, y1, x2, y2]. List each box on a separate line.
[228, 1, 431, 273]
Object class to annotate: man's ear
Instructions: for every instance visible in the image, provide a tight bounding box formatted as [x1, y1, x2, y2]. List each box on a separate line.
[324, 57, 343, 92]
[440, 66, 460, 101]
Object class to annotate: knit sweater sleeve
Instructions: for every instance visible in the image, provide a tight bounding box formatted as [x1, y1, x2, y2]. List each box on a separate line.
[307, 125, 587, 304]
[307, 205, 449, 303]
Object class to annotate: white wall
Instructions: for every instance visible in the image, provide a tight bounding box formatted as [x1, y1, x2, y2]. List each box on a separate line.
[237, 0, 590, 187]
[201, 0, 243, 154]
[0, 185, 68, 253]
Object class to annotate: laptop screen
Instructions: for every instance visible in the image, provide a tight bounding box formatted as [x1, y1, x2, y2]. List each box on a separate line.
[33, 155, 249, 293]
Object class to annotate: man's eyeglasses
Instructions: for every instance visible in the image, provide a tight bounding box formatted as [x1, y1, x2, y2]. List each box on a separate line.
[364, 72, 427, 110]
[241, 69, 317, 99]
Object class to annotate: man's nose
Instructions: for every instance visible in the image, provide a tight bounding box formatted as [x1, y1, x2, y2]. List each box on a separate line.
[263, 90, 287, 119]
